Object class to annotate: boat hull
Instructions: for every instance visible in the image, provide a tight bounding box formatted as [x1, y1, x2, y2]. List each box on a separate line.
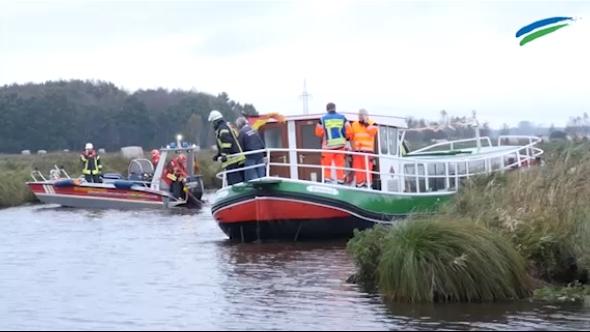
[212, 179, 452, 241]
[27, 182, 197, 209]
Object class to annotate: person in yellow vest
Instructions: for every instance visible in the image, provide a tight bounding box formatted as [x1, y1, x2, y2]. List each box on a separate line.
[314, 102, 352, 184]
[350, 109, 378, 188]
[80, 142, 103, 183]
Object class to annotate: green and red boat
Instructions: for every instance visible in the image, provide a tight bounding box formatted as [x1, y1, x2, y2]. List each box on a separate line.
[211, 113, 543, 241]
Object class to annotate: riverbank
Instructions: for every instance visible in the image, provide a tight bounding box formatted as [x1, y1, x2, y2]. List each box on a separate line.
[0, 152, 221, 208]
[348, 142, 590, 303]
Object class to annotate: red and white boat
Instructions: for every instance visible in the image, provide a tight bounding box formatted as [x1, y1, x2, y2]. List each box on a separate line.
[27, 145, 204, 209]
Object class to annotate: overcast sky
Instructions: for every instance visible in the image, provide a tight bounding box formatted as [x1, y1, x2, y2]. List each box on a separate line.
[0, 0, 589, 127]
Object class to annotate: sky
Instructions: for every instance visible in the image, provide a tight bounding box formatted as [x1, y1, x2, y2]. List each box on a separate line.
[0, 0, 589, 128]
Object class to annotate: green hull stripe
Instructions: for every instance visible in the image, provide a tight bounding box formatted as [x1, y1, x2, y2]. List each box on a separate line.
[213, 180, 452, 216]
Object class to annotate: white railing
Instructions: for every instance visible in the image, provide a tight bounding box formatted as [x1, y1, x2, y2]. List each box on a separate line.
[30, 165, 71, 182]
[409, 136, 493, 154]
[216, 136, 543, 194]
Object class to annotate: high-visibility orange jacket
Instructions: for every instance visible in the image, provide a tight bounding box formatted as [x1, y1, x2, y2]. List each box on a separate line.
[163, 158, 188, 185]
[350, 120, 378, 152]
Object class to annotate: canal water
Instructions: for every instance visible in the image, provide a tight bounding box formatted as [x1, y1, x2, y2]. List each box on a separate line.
[0, 203, 588, 330]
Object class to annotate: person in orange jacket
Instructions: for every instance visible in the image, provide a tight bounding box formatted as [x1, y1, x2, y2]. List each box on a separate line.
[150, 149, 160, 168]
[314, 102, 352, 184]
[350, 109, 378, 187]
[162, 154, 189, 198]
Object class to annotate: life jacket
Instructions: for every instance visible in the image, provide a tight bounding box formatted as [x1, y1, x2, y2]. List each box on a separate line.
[351, 120, 378, 152]
[163, 158, 188, 184]
[314, 112, 351, 150]
[163, 161, 176, 185]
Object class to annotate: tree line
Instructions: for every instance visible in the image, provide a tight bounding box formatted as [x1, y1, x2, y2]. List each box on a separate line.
[0, 80, 257, 153]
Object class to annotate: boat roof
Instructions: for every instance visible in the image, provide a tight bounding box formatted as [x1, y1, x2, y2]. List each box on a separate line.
[264, 112, 408, 128]
[160, 145, 200, 152]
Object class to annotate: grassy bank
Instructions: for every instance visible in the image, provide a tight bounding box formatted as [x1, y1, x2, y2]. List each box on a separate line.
[348, 142, 590, 303]
[0, 151, 221, 208]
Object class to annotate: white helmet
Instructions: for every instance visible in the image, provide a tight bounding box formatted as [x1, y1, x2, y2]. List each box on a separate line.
[208, 110, 223, 122]
[85, 142, 94, 150]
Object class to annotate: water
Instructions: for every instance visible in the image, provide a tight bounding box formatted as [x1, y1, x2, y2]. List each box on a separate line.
[0, 202, 588, 330]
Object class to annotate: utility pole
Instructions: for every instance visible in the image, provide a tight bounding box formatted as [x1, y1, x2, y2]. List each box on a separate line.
[299, 79, 311, 115]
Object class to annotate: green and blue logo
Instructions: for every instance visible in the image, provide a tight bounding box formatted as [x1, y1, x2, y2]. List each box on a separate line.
[516, 17, 574, 46]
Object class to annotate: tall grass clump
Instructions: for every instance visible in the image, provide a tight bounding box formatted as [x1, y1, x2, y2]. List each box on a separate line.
[349, 219, 532, 303]
[446, 142, 590, 283]
[347, 225, 389, 286]
[0, 170, 37, 207]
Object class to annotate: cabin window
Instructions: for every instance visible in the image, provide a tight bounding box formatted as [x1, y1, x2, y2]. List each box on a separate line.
[427, 162, 447, 191]
[264, 127, 283, 148]
[379, 126, 399, 155]
[379, 126, 389, 154]
[387, 127, 398, 156]
[403, 163, 426, 193]
[300, 125, 321, 149]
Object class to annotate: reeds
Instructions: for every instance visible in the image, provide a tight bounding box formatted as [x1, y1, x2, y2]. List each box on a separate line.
[348, 142, 590, 302]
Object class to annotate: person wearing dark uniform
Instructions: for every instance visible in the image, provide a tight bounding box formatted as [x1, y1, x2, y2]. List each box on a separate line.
[80, 142, 103, 183]
[208, 110, 245, 185]
[236, 117, 266, 181]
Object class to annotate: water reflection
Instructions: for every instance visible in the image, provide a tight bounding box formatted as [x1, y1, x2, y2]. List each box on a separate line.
[214, 241, 390, 330]
[0, 205, 587, 330]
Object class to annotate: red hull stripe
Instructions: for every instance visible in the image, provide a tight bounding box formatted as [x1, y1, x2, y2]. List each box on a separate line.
[27, 183, 163, 202]
[213, 197, 350, 223]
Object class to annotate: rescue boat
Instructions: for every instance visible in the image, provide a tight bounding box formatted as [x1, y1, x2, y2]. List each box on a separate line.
[211, 113, 543, 241]
[27, 144, 204, 210]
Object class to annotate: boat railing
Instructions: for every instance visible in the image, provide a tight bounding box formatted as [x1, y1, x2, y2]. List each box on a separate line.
[30, 170, 46, 182]
[31, 165, 71, 182]
[409, 137, 494, 154]
[216, 136, 543, 193]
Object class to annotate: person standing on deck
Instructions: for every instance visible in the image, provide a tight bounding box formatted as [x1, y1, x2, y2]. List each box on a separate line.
[80, 143, 103, 183]
[209, 110, 245, 185]
[236, 117, 266, 181]
[314, 102, 351, 184]
[350, 109, 378, 188]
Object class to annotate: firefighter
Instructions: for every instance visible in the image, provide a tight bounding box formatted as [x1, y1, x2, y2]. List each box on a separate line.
[80, 142, 103, 183]
[208, 110, 245, 185]
[314, 102, 351, 184]
[162, 154, 188, 198]
[350, 109, 378, 187]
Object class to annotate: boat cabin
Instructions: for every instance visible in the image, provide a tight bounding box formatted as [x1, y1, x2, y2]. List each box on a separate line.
[254, 113, 408, 191]
[242, 113, 543, 194]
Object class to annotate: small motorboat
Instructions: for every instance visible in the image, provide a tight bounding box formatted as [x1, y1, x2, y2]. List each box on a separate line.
[27, 144, 204, 210]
